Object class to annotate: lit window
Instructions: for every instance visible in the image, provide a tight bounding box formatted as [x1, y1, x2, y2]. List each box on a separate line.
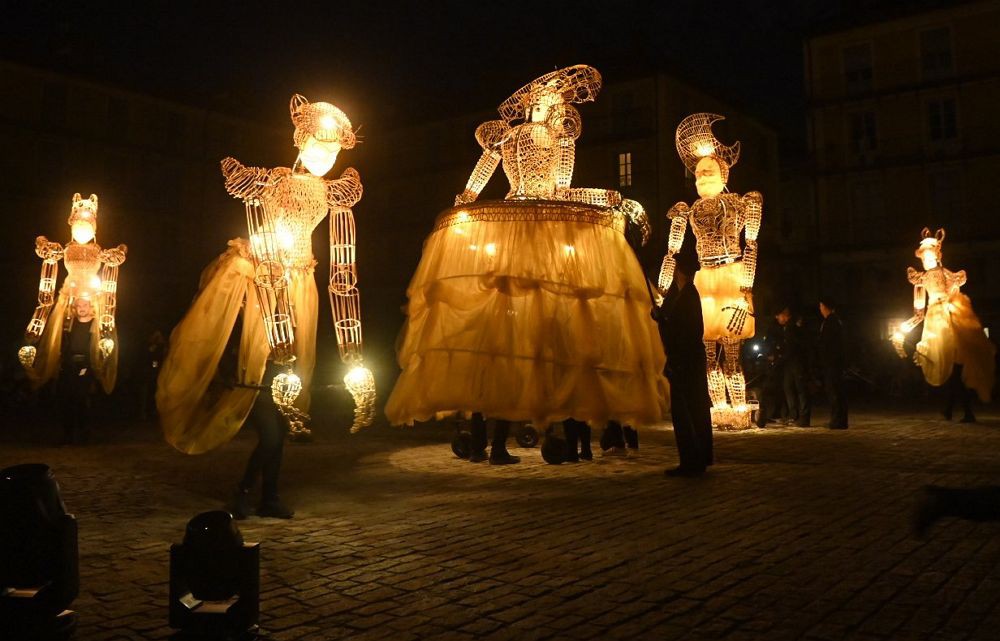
[927, 98, 957, 141]
[848, 111, 877, 153]
[842, 43, 873, 94]
[618, 152, 632, 187]
[920, 27, 953, 79]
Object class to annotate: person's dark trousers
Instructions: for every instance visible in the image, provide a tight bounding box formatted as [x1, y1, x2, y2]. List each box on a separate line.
[601, 421, 626, 450]
[823, 367, 848, 428]
[670, 377, 713, 470]
[240, 395, 288, 501]
[622, 425, 638, 450]
[944, 365, 974, 421]
[563, 419, 592, 461]
[470, 413, 512, 455]
[783, 361, 811, 425]
[58, 368, 93, 443]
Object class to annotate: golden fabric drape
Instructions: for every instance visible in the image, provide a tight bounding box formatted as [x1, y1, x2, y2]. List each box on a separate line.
[918, 291, 996, 402]
[386, 201, 668, 428]
[157, 241, 269, 454]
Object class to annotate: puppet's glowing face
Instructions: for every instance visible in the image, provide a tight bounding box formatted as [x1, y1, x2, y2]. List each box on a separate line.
[918, 242, 941, 270]
[298, 137, 342, 176]
[695, 156, 726, 198]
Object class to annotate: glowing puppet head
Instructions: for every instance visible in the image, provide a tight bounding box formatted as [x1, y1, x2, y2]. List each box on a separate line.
[916, 227, 945, 270]
[497, 65, 602, 124]
[289, 94, 356, 177]
[69, 193, 98, 244]
[675, 113, 741, 198]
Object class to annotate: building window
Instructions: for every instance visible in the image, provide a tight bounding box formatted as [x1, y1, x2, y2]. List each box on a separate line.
[848, 111, 877, 154]
[927, 97, 957, 141]
[842, 43, 873, 94]
[618, 152, 632, 187]
[920, 27, 953, 79]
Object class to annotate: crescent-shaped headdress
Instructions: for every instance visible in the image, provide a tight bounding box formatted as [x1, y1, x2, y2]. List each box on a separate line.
[497, 65, 602, 123]
[675, 113, 741, 180]
[289, 94, 357, 150]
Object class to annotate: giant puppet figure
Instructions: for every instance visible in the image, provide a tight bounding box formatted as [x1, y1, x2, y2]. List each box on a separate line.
[386, 65, 667, 430]
[19, 192, 126, 392]
[158, 95, 374, 455]
[891, 227, 995, 402]
[658, 114, 762, 429]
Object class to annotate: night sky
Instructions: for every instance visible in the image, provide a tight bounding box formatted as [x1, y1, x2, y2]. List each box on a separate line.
[2, 0, 866, 144]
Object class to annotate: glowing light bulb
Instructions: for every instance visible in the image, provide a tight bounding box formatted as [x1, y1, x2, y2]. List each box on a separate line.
[18, 346, 36, 367]
[98, 337, 115, 357]
[484, 243, 497, 256]
[694, 142, 716, 157]
[298, 137, 341, 176]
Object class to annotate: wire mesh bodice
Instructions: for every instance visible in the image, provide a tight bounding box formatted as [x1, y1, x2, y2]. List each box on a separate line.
[264, 170, 327, 269]
[690, 194, 745, 265]
[63, 242, 101, 286]
[501, 122, 560, 200]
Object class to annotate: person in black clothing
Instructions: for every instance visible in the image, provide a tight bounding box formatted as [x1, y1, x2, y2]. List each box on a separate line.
[818, 298, 848, 429]
[231, 361, 294, 520]
[468, 414, 520, 465]
[654, 254, 713, 476]
[139, 329, 166, 422]
[754, 313, 788, 428]
[58, 298, 97, 445]
[778, 307, 811, 427]
[221, 319, 294, 519]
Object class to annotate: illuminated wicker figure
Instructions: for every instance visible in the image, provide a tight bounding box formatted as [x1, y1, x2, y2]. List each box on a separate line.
[891, 228, 995, 401]
[658, 114, 762, 429]
[386, 66, 666, 429]
[19, 193, 127, 393]
[158, 95, 371, 455]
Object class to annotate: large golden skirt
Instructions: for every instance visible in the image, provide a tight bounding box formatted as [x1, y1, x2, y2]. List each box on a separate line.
[385, 200, 669, 428]
[917, 292, 995, 402]
[694, 261, 755, 341]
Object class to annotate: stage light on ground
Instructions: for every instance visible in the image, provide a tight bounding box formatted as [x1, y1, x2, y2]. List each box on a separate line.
[0, 464, 78, 641]
[169, 511, 259, 639]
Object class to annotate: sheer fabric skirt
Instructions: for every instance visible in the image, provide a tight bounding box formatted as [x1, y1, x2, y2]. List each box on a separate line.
[386, 201, 669, 428]
[918, 292, 995, 402]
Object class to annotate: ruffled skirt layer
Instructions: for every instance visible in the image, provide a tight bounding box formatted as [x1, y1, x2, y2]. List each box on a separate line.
[385, 200, 669, 428]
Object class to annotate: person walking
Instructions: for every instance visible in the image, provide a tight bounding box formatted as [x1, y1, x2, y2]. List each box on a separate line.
[654, 254, 713, 476]
[818, 298, 848, 429]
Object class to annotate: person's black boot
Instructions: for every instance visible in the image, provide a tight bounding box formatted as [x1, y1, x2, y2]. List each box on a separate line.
[960, 413, 976, 423]
[489, 449, 520, 465]
[229, 486, 252, 520]
[563, 420, 580, 463]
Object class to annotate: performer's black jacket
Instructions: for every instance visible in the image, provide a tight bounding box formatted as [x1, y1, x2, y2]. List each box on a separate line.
[654, 280, 707, 381]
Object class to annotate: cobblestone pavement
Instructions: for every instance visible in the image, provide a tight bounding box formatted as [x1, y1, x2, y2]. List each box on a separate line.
[3, 405, 1000, 641]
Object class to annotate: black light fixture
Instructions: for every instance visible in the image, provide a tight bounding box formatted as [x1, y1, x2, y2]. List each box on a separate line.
[169, 510, 259, 639]
[0, 463, 79, 641]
